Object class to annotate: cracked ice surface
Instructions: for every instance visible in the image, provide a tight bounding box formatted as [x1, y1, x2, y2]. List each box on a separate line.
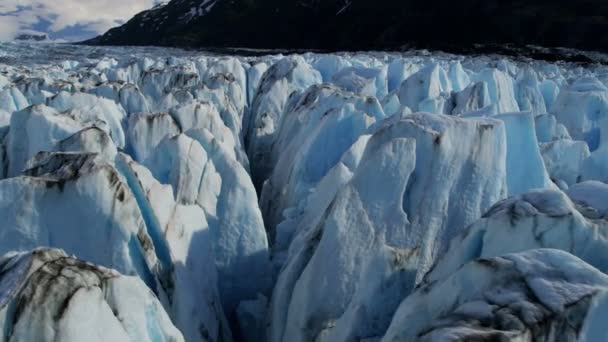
[0, 42, 607, 341]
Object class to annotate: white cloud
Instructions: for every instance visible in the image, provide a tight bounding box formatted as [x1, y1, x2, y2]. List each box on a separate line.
[0, 0, 158, 41]
[0, 16, 20, 41]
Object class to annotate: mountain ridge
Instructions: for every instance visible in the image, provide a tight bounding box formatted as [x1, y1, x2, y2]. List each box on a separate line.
[87, 0, 608, 53]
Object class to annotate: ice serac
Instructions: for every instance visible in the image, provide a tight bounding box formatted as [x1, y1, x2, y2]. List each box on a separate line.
[140, 66, 199, 108]
[387, 58, 421, 93]
[398, 64, 451, 113]
[198, 59, 249, 145]
[202, 57, 247, 111]
[170, 101, 242, 164]
[383, 249, 608, 342]
[272, 135, 417, 342]
[270, 134, 370, 269]
[260, 84, 382, 233]
[374, 113, 508, 270]
[0, 248, 183, 342]
[246, 56, 321, 188]
[495, 111, 554, 195]
[567, 181, 608, 218]
[269, 113, 508, 342]
[89, 82, 151, 115]
[186, 128, 271, 312]
[451, 81, 493, 115]
[116, 153, 232, 342]
[551, 76, 608, 151]
[472, 68, 520, 113]
[581, 290, 608, 342]
[516, 67, 547, 116]
[535, 113, 571, 143]
[447, 61, 470, 93]
[46, 91, 126, 148]
[425, 189, 608, 285]
[540, 139, 590, 186]
[127, 112, 181, 163]
[312, 55, 352, 83]
[331, 66, 388, 98]
[144, 132, 271, 318]
[7, 105, 88, 177]
[56, 127, 119, 162]
[318, 246, 419, 342]
[0, 86, 29, 113]
[246, 62, 269, 105]
[580, 116, 608, 183]
[0, 152, 163, 293]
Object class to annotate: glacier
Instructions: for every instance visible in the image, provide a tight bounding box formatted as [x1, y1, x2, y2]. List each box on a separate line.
[0, 42, 608, 341]
[0, 248, 183, 342]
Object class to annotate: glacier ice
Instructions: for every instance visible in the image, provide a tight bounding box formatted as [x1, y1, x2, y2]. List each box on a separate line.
[472, 68, 520, 113]
[0, 152, 164, 291]
[425, 189, 608, 284]
[245, 56, 322, 188]
[260, 84, 383, 233]
[144, 131, 271, 318]
[495, 111, 554, 195]
[551, 76, 608, 151]
[126, 112, 181, 163]
[6, 104, 117, 177]
[384, 249, 608, 341]
[541, 139, 590, 185]
[567, 180, 608, 218]
[268, 112, 508, 342]
[398, 64, 452, 113]
[116, 153, 232, 342]
[516, 67, 547, 115]
[0, 248, 184, 342]
[0, 42, 608, 341]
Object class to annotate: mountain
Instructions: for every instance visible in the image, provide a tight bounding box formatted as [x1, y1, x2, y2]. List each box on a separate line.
[87, 0, 608, 52]
[14, 33, 49, 42]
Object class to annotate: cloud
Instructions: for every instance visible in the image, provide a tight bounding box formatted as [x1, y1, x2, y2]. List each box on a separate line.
[0, 15, 20, 41]
[0, 0, 158, 41]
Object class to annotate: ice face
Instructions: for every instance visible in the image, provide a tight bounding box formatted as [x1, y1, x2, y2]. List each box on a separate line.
[0, 42, 607, 342]
[384, 249, 608, 342]
[541, 139, 590, 186]
[144, 131, 271, 320]
[0, 248, 184, 342]
[0, 152, 180, 318]
[245, 56, 322, 188]
[495, 111, 554, 195]
[117, 153, 232, 342]
[425, 189, 608, 285]
[259, 84, 382, 234]
[268, 112, 508, 342]
[551, 76, 608, 151]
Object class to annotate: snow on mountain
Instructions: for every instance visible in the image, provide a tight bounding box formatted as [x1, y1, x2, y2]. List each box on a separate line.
[0, 42, 608, 341]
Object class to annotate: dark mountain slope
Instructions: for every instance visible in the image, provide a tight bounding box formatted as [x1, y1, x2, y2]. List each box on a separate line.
[88, 0, 608, 53]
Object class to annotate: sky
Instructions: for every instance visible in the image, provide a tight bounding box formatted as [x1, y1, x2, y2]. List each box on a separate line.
[0, 0, 162, 42]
